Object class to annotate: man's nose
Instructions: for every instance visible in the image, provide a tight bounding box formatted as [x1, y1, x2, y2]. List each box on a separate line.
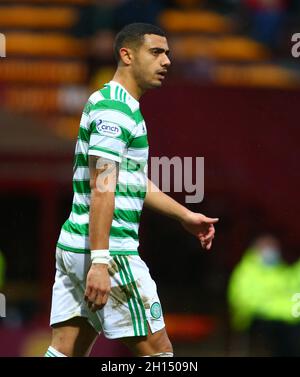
[162, 54, 171, 67]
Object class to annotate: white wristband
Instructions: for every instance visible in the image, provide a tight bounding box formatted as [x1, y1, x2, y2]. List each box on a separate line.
[91, 249, 110, 265]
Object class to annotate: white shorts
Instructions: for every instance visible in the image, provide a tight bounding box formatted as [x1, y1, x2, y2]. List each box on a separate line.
[50, 248, 165, 339]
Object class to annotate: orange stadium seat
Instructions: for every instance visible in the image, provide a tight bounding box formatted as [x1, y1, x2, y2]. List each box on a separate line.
[164, 313, 217, 341]
[214, 64, 300, 88]
[51, 115, 82, 139]
[170, 35, 270, 62]
[6, 87, 59, 113]
[212, 36, 270, 61]
[5, 32, 87, 57]
[159, 10, 234, 33]
[0, 0, 92, 4]
[0, 60, 87, 84]
[0, 6, 79, 29]
[5, 86, 87, 113]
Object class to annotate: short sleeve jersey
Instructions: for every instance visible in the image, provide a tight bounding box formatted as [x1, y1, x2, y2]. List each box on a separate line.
[57, 81, 149, 256]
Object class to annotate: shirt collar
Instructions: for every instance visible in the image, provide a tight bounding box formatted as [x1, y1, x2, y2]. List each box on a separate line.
[109, 80, 140, 111]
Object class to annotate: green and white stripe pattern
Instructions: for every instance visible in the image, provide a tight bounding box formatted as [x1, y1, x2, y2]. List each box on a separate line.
[45, 346, 66, 357]
[45, 349, 56, 357]
[114, 256, 148, 336]
[57, 81, 149, 256]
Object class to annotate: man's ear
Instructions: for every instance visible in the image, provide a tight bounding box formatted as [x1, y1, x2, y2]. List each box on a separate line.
[119, 47, 133, 65]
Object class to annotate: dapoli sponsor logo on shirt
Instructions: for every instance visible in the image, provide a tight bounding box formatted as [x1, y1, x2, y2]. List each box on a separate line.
[96, 119, 122, 138]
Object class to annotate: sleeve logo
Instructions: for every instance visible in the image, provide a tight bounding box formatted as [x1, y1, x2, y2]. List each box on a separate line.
[96, 119, 122, 138]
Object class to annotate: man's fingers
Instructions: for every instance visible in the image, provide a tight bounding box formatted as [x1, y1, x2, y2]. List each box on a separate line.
[203, 226, 215, 241]
[199, 225, 215, 241]
[197, 216, 218, 250]
[207, 233, 214, 242]
[205, 241, 212, 250]
[91, 303, 102, 312]
[85, 289, 98, 308]
[202, 237, 213, 249]
[84, 287, 91, 302]
[85, 288, 110, 312]
[91, 294, 103, 312]
[203, 217, 219, 224]
[200, 234, 214, 250]
[91, 292, 109, 312]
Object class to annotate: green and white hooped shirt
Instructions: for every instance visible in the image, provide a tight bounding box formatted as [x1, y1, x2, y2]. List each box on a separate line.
[57, 81, 149, 256]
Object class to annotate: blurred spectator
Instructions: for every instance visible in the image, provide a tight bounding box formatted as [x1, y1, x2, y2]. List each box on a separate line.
[88, 1, 166, 90]
[228, 234, 300, 356]
[73, 0, 123, 37]
[169, 0, 203, 8]
[76, 1, 123, 64]
[243, 0, 290, 49]
[208, 0, 241, 14]
[83, 1, 125, 85]
[165, 0, 237, 12]
[114, 0, 165, 31]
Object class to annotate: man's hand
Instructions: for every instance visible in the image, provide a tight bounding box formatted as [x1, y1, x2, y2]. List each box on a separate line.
[181, 212, 219, 250]
[84, 264, 111, 312]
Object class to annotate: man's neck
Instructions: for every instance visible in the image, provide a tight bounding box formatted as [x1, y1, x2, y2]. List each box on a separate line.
[112, 69, 143, 102]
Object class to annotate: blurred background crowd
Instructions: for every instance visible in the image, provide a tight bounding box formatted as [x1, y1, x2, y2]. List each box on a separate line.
[0, 0, 300, 356]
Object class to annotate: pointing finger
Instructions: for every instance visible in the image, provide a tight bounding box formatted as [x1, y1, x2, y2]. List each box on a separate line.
[203, 217, 219, 224]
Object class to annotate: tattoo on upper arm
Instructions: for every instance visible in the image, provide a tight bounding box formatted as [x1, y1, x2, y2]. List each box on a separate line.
[89, 156, 119, 192]
[96, 157, 117, 172]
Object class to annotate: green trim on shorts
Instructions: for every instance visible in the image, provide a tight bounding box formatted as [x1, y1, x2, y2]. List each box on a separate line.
[110, 250, 139, 256]
[117, 256, 148, 337]
[117, 256, 144, 336]
[114, 256, 138, 336]
[122, 256, 148, 335]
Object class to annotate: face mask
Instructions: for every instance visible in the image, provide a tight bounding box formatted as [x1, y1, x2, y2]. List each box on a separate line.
[260, 247, 281, 266]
